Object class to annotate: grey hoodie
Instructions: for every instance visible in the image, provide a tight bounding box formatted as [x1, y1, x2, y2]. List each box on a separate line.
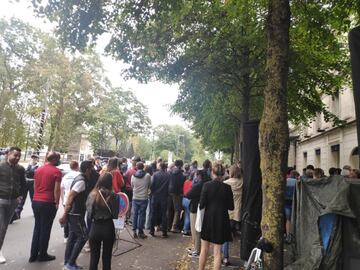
[131, 170, 151, 200]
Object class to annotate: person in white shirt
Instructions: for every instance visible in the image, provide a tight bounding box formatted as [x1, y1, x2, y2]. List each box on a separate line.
[60, 161, 80, 243]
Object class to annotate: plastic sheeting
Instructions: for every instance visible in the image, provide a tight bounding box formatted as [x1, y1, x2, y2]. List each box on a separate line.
[285, 177, 360, 270]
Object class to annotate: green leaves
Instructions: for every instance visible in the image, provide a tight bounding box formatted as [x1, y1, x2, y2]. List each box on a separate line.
[86, 87, 151, 152]
[153, 124, 196, 162]
[31, 0, 360, 154]
[0, 17, 151, 154]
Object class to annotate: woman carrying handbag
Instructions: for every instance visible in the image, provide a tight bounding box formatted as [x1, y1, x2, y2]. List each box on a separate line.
[86, 173, 119, 270]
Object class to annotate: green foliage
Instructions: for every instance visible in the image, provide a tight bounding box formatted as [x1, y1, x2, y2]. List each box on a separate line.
[153, 124, 197, 162]
[287, 0, 359, 125]
[31, 0, 360, 153]
[0, 17, 151, 154]
[87, 87, 151, 152]
[131, 135, 153, 160]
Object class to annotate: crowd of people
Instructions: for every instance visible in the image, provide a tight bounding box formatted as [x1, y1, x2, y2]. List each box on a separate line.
[0, 146, 245, 270]
[1, 146, 358, 269]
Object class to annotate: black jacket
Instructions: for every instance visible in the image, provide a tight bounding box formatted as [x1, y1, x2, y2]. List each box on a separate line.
[25, 163, 39, 179]
[199, 180, 234, 244]
[151, 170, 170, 198]
[186, 181, 205, 213]
[86, 190, 119, 220]
[69, 174, 91, 216]
[168, 168, 186, 195]
[0, 161, 26, 200]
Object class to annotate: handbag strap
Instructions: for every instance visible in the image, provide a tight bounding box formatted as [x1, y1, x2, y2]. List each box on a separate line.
[98, 189, 112, 214]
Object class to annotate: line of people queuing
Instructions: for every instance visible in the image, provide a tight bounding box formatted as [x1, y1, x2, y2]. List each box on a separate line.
[0, 146, 244, 270]
[128, 157, 243, 270]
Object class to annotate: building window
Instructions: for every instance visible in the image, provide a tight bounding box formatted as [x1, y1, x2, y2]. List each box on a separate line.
[330, 144, 340, 168]
[331, 144, 340, 152]
[315, 148, 321, 167]
[350, 146, 359, 169]
[303, 151, 307, 168]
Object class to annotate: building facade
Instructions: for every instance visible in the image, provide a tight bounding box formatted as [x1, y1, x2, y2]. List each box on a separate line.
[67, 133, 93, 162]
[289, 87, 359, 172]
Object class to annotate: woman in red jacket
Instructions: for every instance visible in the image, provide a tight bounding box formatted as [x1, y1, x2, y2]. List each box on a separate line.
[102, 158, 124, 193]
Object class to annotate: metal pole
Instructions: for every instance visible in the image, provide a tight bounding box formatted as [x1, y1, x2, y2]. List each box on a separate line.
[35, 81, 49, 156]
[23, 114, 33, 161]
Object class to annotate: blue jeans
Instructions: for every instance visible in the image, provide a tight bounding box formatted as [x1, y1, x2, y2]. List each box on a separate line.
[30, 201, 57, 258]
[221, 219, 238, 259]
[132, 199, 148, 234]
[222, 242, 229, 258]
[182, 197, 190, 233]
[65, 214, 88, 266]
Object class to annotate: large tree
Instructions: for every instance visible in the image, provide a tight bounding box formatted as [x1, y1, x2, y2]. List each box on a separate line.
[23, 37, 105, 152]
[87, 87, 151, 152]
[153, 124, 195, 162]
[31, 0, 267, 161]
[32, 0, 358, 155]
[259, 0, 290, 268]
[0, 18, 42, 147]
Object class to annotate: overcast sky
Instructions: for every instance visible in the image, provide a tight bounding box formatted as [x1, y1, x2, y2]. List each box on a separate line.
[1, 0, 187, 128]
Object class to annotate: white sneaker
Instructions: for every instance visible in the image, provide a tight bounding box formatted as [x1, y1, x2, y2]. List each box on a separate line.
[0, 251, 6, 264]
[188, 251, 200, 258]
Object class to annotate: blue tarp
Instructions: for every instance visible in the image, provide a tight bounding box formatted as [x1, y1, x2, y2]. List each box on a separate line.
[319, 213, 336, 253]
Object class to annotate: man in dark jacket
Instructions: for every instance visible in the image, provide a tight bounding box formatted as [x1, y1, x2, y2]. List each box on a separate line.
[12, 154, 39, 221]
[149, 162, 170, 237]
[0, 146, 26, 264]
[60, 160, 93, 270]
[167, 159, 186, 233]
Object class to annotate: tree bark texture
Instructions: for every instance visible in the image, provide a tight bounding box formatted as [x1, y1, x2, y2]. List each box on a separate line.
[259, 0, 290, 269]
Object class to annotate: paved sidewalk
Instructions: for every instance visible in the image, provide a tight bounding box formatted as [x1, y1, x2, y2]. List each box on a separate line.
[110, 227, 190, 270]
[177, 234, 245, 270]
[1, 199, 191, 270]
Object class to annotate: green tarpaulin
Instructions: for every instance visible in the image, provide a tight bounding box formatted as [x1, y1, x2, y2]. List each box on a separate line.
[285, 176, 360, 270]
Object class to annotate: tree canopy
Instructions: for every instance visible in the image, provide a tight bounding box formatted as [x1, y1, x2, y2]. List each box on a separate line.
[0, 17, 150, 154]
[30, 0, 360, 157]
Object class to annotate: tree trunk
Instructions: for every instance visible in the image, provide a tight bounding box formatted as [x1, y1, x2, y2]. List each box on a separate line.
[48, 93, 64, 151]
[233, 127, 241, 163]
[239, 67, 251, 164]
[259, 0, 290, 269]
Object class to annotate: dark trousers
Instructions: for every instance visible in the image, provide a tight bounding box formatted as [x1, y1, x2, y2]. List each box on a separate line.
[89, 219, 115, 270]
[64, 222, 69, 238]
[0, 198, 18, 249]
[15, 180, 34, 216]
[30, 201, 57, 258]
[150, 196, 168, 234]
[124, 190, 133, 221]
[65, 215, 88, 266]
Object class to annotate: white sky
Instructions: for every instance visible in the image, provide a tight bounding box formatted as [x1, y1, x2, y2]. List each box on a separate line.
[1, 0, 187, 128]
